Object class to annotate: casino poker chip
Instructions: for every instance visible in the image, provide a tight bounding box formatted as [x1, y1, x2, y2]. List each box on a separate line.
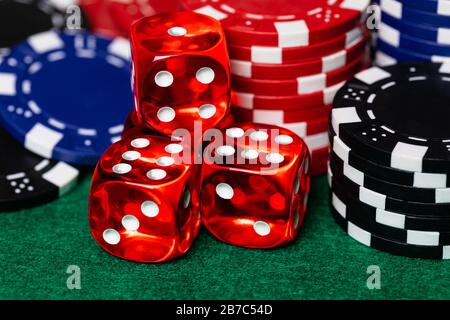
[374, 0, 450, 65]
[330, 152, 450, 204]
[181, 0, 370, 48]
[330, 191, 450, 246]
[232, 81, 345, 111]
[331, 184, 450, 233]
[395, 0, 450, 14]
[328, 62, 450, 259]
[379, 22, 450, 56]
[330, 204, 450, 260]
[329, 129, 450, 189]
[231, 54, 367, 96]
[0, 0, 73, 48]
[0, 30, 132, 166]
[0, 126, 78, 211]
[380, 0, 450, 27]
[228, 25, 365, 65]
[182, 0, 371, 176]
[331, 63, 450, 173]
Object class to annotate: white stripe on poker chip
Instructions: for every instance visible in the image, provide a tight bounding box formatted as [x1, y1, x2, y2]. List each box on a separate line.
[414, 172, 447, 188]
[297, 73, 326, 95]
[231, 81, 344, 110]
[359, 186, 387, 210]
[390, 142, 428, 172]
[194, 5, 228, 21]
[25, 123, 63, 159]
[247, 25, 363, 64]
[303, 132, 329, 152]
[281, 121, 308, 138]
[355, 66, 392, 85]
[230, 60, 252, 78]
[251, 46, 282, 64]
[341, 157, 450, 203]
[438, 1, 450, 15]
[322, 50, 346, 73]
[28, 31, 64, 54]
[332, 135, 351, 164]
[375, 51, 397, 67]
[0, 73, 17, 95]
[332, 192, 443, 246]
[332, 191, 407, 229]
[375, 208, 405, 229]
[331, 107, 361, 136]
[274, 20, 308, 48]
[407, 230, 440, 246]
[324, 81, 345, 105]
[378, 23, 400, 47]
[380, 0, 403, 19]
[332, 193, 347, 218]
[438, 28, 450, 45]
[42, 162, 79, 196]
[333, 134, 450, 188]
[348, 221, 372, 247]
[107, 38, 131, 60]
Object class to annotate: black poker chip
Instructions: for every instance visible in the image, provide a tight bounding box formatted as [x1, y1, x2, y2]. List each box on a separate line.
[330, 181, 450, 232]
[0, 0, 88, 49]
[328, 126, 450, 189]
[331, 62, 450, 174]
[330, 190, 450, 246]
[330, 205, 450, 260]
[329, 152, 450, 204]
[0, 126, 79, 211]
[329, 163, 450, 218]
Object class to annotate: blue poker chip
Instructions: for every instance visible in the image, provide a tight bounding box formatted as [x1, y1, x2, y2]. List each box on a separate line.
[380, 0, 450, 27]
[379, 22, 450, 56]
[380, 10, 450, 46]
[395, 0, 450, 15]
[0, 30, 132, 165]
[375, 38, 450, 65]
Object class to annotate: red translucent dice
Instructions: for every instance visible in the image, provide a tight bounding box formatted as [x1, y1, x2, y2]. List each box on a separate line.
[89, 134, 201, 263]
[200, 123, 311, 248]
[130, 11, 231, 136]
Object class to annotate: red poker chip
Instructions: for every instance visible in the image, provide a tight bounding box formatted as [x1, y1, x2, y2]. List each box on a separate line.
[228, 25, 365, 65]
[232, 108, 328, 138]
[231, 52, 366, 96]
[231, 81, 344, 111]
[230, 33, 368, 80]
[80, 0, 123, 37]
[108, 0, 180, 36]
[180, 0, 370, 48]
[309, 146, 329, 176]
[232, 104, 331, 124]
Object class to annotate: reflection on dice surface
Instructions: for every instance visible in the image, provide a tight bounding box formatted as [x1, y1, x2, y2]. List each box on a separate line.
[89, 135, 201, 263]
[130, 11, 231, 136]
[201, 123, 310, 248]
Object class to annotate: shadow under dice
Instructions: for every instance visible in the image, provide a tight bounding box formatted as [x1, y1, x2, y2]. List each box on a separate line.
[89, 135, 201, 262]
[130, 11, 230, 136]
[201, 123, 311, 248]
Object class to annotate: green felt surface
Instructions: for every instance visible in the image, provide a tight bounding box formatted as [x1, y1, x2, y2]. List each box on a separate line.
[0, 174, 449, 300]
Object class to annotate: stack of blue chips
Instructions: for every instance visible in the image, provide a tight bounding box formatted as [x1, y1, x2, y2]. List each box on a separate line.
[375, 0, 450, 65]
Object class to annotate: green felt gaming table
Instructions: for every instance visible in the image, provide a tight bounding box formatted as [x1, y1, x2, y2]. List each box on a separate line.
[0, 174, 449, 300]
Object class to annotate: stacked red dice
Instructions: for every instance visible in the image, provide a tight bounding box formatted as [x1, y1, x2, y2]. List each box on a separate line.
[89, 11, 311, 262]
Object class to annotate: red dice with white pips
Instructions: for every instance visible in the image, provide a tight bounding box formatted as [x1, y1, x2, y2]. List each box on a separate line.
[129, 11, 231, 136]
[89, 134, 201, 263]
[200, 123, 311, 248]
